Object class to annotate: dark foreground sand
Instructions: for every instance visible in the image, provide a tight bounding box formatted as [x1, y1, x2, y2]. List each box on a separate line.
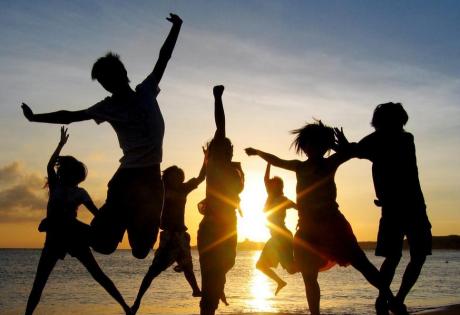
[228, 304, 460, 315]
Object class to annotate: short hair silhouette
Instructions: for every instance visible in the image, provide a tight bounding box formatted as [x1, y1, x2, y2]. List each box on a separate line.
[290, 120, 335, 155]
[371, 102, 408, 130]
[162, 165, 184, 186]
[56, 156, 87, 186]
[91, 52, 130, 83]
[267, 176, 284, 193]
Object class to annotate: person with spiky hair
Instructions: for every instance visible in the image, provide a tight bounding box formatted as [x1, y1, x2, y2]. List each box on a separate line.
[246, 120, 406, 315]
[21, 13, 183, 259]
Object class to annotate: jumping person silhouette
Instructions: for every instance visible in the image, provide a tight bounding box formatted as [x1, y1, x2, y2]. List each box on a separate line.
[340, 102, 431, 315]
[25, 127, 132, 315]
[131, 150, 207, 314]
[256, 163, 297, 295]
[246, 121, 405, 315]
[198, 85, 244, 315]
[21, 13, 183, 259]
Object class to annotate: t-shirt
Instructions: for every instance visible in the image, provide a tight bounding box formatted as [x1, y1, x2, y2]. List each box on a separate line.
[160, 178, 200, 232]
[264, 195, 294, 231]
[47, 186, 91, 220]
[86, 74, 164, 168]
[357, 131, 426, 211]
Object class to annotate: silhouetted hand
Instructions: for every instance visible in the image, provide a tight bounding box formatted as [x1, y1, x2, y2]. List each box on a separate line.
[213, 85, 225, 98]
[21, 103, 35, 121]
[59, 126, 69, 146]
[245, 147, 258, 156]
[166, 13, 182, 25]
[333, 127, 349, 151]
[202, 145, 209, 164]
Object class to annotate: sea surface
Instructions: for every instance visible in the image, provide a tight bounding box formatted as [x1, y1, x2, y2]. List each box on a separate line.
[0, 249, 459, 315]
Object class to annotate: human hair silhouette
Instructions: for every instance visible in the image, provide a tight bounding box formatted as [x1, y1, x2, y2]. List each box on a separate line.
[25, 127, 132, 315]
[344, 102, 431, 315]
[246, 120, 407, 315]
[131, 150, 207, 314]
[198, 85, 244, 315]
[256, 163, 297, 295]
[21, 13, 184, 259]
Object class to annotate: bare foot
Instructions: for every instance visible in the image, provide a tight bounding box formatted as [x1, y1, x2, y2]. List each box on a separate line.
[220, 293, 229, 306]
[275, 280, 287, 295]
[193, 290, 202, 297]
[131, 301, 140, 315]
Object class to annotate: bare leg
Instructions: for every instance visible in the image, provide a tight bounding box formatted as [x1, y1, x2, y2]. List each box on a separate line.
[301, 270, 320, 315]
[256, 260, 286, 295]
[376, 256, 401, 314]
[396, 255, 426, 303]
[183, 264, 201, 297]
[132, 262, 165, 314]
[25, 247, 59, 315]
[75, 249, 131, 315]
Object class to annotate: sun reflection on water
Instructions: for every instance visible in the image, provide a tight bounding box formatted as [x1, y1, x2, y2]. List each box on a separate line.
[247, 251, 276, 312]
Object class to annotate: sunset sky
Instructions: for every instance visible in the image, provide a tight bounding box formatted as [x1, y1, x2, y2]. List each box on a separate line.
[0, 1, 459, 248]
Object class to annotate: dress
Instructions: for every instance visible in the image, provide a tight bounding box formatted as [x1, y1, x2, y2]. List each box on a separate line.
[293, 157, 362, 272]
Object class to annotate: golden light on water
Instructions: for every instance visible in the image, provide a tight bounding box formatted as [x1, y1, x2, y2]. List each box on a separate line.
[248, 251, 275, 312]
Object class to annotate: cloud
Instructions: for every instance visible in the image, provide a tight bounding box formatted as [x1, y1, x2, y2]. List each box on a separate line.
[0, 162, 47, 223]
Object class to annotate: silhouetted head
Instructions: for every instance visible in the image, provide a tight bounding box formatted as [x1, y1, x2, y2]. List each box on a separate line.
[207, 137, 233, 163]
[267, 176, 284, 197]
[56, 156, 87, 187]
[291, 121, 335, 159]
[371, 102, 408, 131]
[91, 52, 130, 94]
[162, 166, 185, 189]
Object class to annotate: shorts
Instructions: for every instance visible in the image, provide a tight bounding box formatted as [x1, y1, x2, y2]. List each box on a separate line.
[150, 230, 193, 271]
[258, 229, 294, 270]
[376, 210, 432, 257]
[44, 219, 91, 260]
[90, 165, 164, 258]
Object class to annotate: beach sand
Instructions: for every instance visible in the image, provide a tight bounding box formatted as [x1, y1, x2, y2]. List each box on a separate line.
[413, 304, 460, 314]
[227, 304, 460, 315]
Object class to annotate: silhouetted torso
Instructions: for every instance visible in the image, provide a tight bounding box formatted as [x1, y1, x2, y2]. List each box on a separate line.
[160, 179, 200, 232]
[296, 158, 339, 227]
[47, 185, 90, 221]
[86, 76, 164, 168]
[264, 195, 290, 232]
[358, 130, 426, 213]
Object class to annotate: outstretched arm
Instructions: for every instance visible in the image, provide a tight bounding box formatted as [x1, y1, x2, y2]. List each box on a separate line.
[196, 147, 208, 184]
[213, 85, 226, 139]
[22, 103, 90, 124]
[47, 126, 69, 186]
[150, 13, 183, 86]
[245, 148, 300, 172]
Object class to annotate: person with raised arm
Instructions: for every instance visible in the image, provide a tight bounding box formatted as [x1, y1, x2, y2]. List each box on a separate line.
[25, 127, 132, 315]
[198, 85, 244, 315]
[256, 163, 297, 295]
[21, 14, 183, 259]
[131, 150, 207, 314]
[246, 121, 406, 315]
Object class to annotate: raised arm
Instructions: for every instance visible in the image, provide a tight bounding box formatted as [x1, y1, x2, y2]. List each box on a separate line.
[195, 147, 208, 184]
[22, 103, 90, 124]
[47, 126, 69, 186]
[264, 163, 271, 190]
[213, 85, 226, 139]
[150, 13, 182, 86]
[245, 148, 300, 172]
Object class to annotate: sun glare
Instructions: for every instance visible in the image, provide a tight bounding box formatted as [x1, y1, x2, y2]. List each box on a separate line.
[238, 176, 270, 242]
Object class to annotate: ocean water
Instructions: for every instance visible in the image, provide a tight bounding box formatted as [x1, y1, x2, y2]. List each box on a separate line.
[0, 249, 459, 315]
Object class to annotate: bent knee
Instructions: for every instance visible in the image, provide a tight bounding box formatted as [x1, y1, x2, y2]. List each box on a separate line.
[132, 246, 151, 259]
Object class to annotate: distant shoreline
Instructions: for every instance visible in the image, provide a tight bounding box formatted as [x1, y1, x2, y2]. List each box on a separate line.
[1, 235, 459, 250]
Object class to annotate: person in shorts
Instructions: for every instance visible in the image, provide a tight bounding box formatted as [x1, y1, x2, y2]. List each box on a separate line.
[131, 154, 207, 314]
[21, 13, 184, 259]
[354, 102, 431, 315]
[256, 163, 297, 295]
